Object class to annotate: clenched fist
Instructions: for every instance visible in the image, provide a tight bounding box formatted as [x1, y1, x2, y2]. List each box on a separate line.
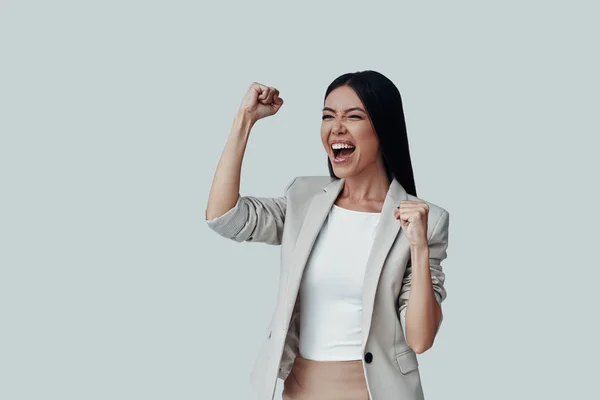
[394, 200, 429, 248]
[238, 82, 284, 124]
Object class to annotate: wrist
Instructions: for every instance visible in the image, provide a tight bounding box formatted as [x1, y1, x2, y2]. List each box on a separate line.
[235, 110, 256, 126]
[410, 243, 429, 257]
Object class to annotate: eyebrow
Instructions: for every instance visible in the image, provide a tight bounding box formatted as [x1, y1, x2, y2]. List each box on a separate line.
[322, 106, 366, 114]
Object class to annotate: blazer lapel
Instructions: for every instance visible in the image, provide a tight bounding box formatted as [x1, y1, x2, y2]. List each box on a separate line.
[283, 177, 344, 317]
[361, 178, 408, 345]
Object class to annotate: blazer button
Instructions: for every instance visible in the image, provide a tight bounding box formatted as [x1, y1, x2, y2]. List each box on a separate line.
[364, 352, 373, 363]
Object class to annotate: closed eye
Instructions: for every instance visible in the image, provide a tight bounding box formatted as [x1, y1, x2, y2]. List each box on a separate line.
[322, 115, 362, 120]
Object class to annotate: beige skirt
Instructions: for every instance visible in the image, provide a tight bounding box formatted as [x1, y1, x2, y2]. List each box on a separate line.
[282, 354, 370, 400]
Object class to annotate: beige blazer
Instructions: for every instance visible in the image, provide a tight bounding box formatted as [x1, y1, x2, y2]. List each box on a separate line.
[206, 175, 449, 400]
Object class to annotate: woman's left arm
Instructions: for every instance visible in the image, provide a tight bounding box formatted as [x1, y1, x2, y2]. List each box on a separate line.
[396, 205, 449, 354]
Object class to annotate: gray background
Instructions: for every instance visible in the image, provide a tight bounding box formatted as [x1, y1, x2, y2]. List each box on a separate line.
[1, 0, 599, 399]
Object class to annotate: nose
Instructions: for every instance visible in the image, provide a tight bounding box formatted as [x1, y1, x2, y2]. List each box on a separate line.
[332, 120, 347, 135]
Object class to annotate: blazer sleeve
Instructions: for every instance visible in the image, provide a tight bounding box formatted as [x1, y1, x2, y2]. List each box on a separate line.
[398, 210, 449, 338]
[205, 177, 298, 245]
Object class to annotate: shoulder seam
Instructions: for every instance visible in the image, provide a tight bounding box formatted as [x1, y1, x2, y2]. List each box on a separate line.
[285, 176, 298, 193]
[428, 209, 448, 242]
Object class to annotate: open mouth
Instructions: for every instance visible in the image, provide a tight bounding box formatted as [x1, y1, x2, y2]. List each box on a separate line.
[333, 146, 356, 160]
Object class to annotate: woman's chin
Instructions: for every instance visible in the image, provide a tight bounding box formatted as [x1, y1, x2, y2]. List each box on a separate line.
[331, 163, 354, 177]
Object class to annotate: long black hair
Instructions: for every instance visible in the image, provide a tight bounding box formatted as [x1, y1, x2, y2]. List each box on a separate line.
[324, 70, 418, 197]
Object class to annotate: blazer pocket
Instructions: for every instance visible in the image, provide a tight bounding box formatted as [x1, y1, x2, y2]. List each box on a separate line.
[396, 349, 419, 374]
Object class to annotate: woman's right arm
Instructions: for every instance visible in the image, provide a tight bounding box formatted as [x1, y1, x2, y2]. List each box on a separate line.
[205, 82, 292, 245]
[205, 111, 254, 223]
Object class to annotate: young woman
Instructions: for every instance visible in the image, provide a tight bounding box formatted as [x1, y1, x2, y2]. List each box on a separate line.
[206, 70, 450, 400]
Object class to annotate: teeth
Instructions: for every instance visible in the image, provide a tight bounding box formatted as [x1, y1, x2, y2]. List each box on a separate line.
[331, 143, 355, 150]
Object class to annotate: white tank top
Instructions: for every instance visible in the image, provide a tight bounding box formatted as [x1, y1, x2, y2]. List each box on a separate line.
[298, 203, 381, 361]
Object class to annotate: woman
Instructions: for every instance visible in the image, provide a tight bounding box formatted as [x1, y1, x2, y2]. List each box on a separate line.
[206, 70, 450, 400]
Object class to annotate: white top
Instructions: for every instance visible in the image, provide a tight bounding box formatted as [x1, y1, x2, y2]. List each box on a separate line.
[298, 204, 381, 361]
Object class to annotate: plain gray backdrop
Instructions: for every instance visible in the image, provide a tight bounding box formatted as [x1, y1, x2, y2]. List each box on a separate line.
[1, 1, 599, 399]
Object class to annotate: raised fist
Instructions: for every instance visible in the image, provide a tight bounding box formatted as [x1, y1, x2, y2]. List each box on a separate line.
[238, 82, 284, 123]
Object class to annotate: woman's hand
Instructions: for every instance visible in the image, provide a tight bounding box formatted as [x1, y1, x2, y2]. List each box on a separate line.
[394, 200, 429, 248]
[238, 82, 284, 124]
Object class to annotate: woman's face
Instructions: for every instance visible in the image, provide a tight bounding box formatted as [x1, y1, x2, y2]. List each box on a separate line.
[321, 85, 381, 178]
